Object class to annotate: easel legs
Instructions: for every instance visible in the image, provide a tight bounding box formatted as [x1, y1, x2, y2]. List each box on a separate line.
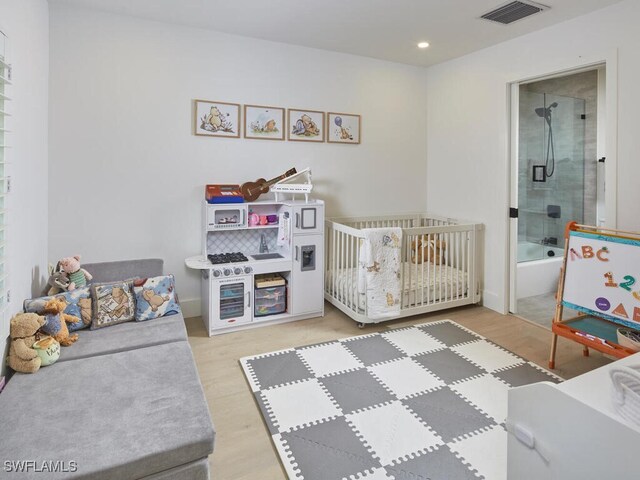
[549, 333, 558, 369]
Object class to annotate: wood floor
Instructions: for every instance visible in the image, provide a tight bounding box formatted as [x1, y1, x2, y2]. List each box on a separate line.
[185, 302, 612, 480]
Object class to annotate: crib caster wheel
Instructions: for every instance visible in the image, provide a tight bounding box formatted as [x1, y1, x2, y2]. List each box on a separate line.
[357, 322, 365, 329]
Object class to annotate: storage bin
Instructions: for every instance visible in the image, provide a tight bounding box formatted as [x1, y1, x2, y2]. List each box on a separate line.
[254, 285, 286, 317]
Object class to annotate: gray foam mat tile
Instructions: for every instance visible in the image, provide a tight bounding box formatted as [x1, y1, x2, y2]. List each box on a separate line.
[343, 335, 406, 366]
[402, 387, 496, 443]
[319, 368, 397, 414]
[418, 322, 482, 346]
[413, 348, 487, 384]
[279, 417, 381, 480]
[245, 350, 313, 390]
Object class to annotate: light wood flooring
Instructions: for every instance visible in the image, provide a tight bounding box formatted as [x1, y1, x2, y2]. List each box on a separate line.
[185, 302, 612, 480]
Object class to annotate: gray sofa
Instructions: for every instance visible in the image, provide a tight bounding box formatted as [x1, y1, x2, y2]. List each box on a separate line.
[0, 259, 215, 479]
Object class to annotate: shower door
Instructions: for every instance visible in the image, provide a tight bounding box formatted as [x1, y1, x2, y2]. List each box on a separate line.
[517, 92, 586, 262]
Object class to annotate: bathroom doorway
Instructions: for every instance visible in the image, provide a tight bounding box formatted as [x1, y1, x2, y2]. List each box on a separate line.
[509, 67, 606, 327]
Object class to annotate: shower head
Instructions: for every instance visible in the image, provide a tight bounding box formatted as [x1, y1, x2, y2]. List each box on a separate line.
[535, 102, 558, 118]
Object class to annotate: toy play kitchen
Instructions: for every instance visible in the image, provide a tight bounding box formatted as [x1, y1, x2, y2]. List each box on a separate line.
[186, 168, 324, 335]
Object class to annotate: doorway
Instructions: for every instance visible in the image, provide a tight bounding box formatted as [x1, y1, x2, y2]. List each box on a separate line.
[509, 67, 606, 327]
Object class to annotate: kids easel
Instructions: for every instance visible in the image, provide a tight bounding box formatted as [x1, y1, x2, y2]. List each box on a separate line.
[549, 222, 640, 369]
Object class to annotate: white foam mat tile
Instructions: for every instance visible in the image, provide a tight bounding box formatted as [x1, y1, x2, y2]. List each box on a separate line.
[451, 340, 523, 373]
[369, 357, 445, 398]
[297, 342, 364, 377]
[346, 400, 443, 465]
[450, 373, 510, 423]
[448, 425, 507, 480]
[382, 327, 447, 356]
[261, 378, 342, 432]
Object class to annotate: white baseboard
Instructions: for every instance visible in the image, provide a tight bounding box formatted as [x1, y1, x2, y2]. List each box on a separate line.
[180, 298, 201, 319]
[482, 290, 506, 314]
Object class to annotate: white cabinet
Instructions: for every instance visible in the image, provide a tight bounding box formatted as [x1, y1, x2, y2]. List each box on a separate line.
[291, 235, 324, 315]
[293, 203, 324, 235]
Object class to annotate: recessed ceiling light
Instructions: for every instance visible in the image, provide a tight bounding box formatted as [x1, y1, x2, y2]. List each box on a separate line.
[417, 42, 430, 49]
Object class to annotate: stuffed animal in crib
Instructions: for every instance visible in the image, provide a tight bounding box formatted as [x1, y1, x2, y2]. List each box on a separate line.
[59, 255, 93, 291]
[40, 297, 81, 346]
[411, 238, 447, 265]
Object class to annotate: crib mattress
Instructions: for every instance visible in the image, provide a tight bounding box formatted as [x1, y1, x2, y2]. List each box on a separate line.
[328, 263, 469, 312]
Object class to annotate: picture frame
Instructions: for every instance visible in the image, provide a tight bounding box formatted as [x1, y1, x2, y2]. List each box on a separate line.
[244, 105, 285, 141]
[194, 99, 240, 138]
[327, 112, 361, 144]
[287, 109, 325, 142]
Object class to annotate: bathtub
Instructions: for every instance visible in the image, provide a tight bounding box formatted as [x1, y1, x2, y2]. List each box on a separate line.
[517, 241, 564, 299]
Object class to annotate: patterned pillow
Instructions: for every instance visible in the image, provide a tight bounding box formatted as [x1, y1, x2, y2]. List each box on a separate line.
[91, 281, 136, 329]
[23, 287, 92, 332]
[133, 275, 181, 321]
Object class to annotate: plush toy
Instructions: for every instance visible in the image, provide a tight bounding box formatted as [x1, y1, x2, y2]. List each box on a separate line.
[411, 237, 447, 265]
[44, 262, 71, 296]
[41, 297, 81, 346]
[59, 255, 93, 291]
[6, 312, 46, 373]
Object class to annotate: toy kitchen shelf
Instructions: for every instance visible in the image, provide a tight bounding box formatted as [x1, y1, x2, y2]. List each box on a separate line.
[185, 198, 324, 336]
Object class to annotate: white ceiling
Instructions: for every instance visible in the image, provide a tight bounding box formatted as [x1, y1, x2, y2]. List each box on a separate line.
[49, 0, 623, 67]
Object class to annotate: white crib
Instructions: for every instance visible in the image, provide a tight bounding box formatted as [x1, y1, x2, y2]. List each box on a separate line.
[324, 213, 483, 326]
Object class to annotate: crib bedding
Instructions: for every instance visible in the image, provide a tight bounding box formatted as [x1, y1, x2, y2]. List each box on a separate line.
[328, 262, 468, 312]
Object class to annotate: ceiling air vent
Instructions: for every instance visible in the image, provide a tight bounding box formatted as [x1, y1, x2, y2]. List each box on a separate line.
[481, 1, 549, 25]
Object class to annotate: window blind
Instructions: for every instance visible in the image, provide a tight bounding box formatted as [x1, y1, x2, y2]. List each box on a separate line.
[0, 30, 9, 313]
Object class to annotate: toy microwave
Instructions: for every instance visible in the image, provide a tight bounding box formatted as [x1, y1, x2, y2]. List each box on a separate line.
[205, 184, 245, 204]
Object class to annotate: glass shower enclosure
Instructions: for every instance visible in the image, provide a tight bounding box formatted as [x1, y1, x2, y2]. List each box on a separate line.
[517, 92, 586, 262]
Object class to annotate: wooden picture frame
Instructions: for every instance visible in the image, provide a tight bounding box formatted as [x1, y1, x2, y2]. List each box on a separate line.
[287, 109, 325, 143]
[327, 112, 361, 144]
[194, 99, 240, 138]
[244, 105, 285, 141]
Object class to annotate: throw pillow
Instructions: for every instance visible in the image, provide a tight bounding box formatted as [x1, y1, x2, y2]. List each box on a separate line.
[133, 275, 181, 321]
[91, 281, 136, 329]
[23, 287, 92, 332]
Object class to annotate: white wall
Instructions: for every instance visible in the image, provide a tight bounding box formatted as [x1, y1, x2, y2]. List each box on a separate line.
[0, 0, 49, 374]
[48, 5, 428, 316]
[426, 0, 640, 313]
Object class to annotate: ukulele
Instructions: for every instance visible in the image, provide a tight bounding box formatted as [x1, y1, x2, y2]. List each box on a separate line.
[240, 168, 297, 202]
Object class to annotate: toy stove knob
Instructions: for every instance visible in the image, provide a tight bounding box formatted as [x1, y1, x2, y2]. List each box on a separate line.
[223, 268, 232, 276]
[244, 266, 253, 274]
[212, 269, 221, 278]
[233, 267, 242, 275]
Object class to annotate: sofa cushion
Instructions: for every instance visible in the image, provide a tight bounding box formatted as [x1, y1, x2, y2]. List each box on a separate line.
[0, 341, 215, 480]
[84, 258, 163, 284]
[133, 275, 182, 322]
[91, 281, 136, 329]
[57, 312, 187, 363]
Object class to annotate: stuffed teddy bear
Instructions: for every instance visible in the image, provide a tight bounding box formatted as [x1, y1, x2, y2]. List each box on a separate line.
[7, 312, 46, 373]
[41, 297, 81, 346]
[59, 255, 93, 291]
[411, 237, 447, 265]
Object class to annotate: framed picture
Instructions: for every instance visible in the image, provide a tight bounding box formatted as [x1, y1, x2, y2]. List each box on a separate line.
[194, 99, 240, 138]
[287, 109, 325, 142]
[244, 105, 285, 141]
[327, 112, 361, 144]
